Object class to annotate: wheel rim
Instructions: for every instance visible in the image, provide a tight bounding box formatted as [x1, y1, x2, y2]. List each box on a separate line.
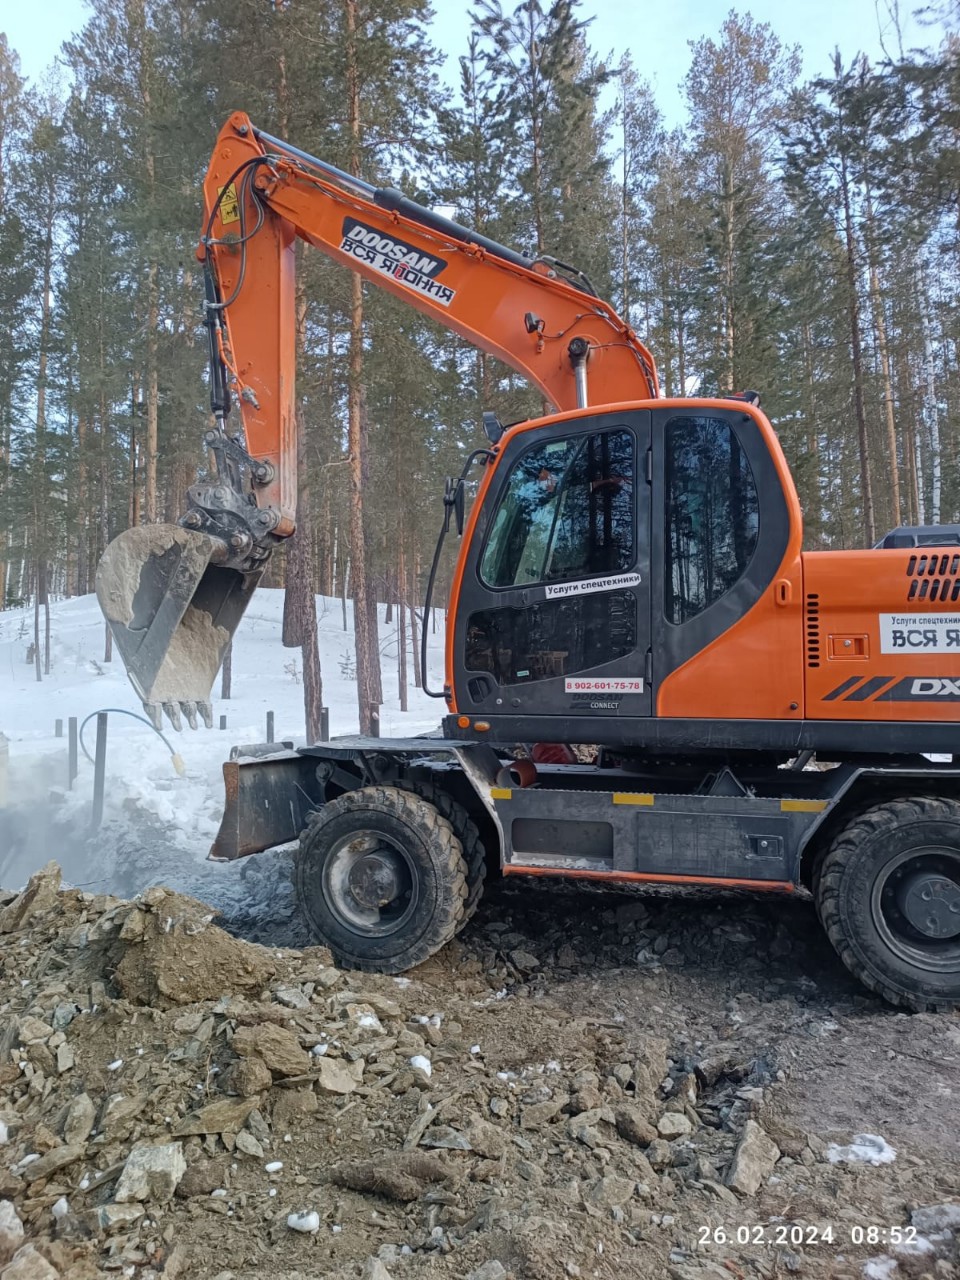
[871, 844, 960, 973]
[322, 830, 419, 937]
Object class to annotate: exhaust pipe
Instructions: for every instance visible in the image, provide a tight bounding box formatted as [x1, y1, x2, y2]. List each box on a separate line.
[96, 525, 264, 730]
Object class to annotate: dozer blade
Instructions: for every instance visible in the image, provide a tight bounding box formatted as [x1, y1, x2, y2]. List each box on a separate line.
[96, 525, 264, 730]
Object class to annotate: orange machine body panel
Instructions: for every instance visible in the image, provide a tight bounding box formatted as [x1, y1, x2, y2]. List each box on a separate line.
[803, 547, 960, 723]
[652, 554, 806, 720]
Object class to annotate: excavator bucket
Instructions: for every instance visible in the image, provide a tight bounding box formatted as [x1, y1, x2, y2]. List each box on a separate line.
[96, 526, 264, 730]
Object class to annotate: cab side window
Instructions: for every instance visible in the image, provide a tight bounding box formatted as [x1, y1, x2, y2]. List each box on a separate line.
[480, 429, 634, 588]
[665, 415, 759, 624]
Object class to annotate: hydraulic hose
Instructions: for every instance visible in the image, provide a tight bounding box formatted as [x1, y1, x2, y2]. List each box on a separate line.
[78, 708, 186, 776]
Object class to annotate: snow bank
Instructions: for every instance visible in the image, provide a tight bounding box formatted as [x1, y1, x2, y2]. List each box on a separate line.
[0, 589, 445, 903]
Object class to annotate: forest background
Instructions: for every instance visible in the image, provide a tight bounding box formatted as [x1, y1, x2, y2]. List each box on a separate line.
[1, 0, 959, 733]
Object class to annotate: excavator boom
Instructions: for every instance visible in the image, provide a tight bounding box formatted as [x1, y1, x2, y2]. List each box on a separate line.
[97, 111, 658, 728]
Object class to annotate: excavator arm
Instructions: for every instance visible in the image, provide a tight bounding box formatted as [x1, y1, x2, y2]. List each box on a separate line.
[96, 111, 658, 729]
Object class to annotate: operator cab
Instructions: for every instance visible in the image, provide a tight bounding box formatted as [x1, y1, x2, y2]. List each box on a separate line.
[448, 400, 798, 741]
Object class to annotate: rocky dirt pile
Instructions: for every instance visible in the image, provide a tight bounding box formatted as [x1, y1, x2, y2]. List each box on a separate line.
[0, 862, 958, 1280]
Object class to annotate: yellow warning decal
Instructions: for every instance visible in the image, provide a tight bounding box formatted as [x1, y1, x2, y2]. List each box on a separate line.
[780, 799, 828, 813]
[613, 792, 655, 806]
[219, 183, 240, 225]
[491, 787, 512, 801]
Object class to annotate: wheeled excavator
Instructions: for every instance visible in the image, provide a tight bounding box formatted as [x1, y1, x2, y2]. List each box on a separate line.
[97, 112, 960, 1010]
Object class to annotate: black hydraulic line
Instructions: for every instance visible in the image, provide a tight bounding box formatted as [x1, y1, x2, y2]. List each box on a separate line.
[371, 188, 533, 273]
[254, 126, 536, 275]
[78, 708, 178, 767]
[420, 448, 495, 698]
[420, 518, 450, 700]
[254, 128, 377, 198]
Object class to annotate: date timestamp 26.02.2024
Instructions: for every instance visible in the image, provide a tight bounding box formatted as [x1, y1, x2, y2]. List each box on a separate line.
[698, 1224, 919, 1248]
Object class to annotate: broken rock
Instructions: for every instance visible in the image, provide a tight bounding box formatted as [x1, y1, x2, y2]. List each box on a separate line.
[615, 1107, 657, 1147]
[228, 1055, 273, 1098]
[235, 1130, 264, 1160]
[0, 1202, 24, 1265]
[112, 889, 275, 1006]
[0, 863, 61, 934]
[725, 1120, 780, 1196]
[62, 1094, 95, 1146]
[232, 1024, 310, 1078]
[315, 1056, 362, 1095]
[174, 1098, 256, 1137]
[93, 1203, 145, 1233]
[466, 1265, 508, 1280]
[0, 1245, 59, 1280]
[21, 1145, 84, 1184]
[361, 1260, 395, 1280]
[462, 1116, 507, 1158]
[585, 1175, 635, 1211]
[657, 1113, 693, 1140]
[114, 1141, 186, 1203]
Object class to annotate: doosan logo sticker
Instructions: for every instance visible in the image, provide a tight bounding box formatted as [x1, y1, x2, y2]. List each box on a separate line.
[340, 219, 456, 306]
[545, 572, 641, 600]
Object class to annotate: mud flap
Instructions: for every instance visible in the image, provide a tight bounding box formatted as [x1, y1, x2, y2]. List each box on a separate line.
[96, 525, 263, 729]
[210, 751, 326, 861]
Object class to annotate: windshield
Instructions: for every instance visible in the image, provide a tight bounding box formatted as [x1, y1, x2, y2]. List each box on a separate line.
[479, 429, 635, 588]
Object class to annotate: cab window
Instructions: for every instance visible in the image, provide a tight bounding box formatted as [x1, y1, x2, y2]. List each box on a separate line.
[480, 429, 634, 588]
[665, 415, 759, 624]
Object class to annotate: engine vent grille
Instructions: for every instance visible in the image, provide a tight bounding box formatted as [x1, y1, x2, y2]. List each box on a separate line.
[906, 553, 960, 603]
[805, 592, 821, 668]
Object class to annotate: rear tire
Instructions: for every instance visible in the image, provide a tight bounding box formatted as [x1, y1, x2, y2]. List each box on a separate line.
[296, 786, 467, 973]
[816, 797, 960, 1011]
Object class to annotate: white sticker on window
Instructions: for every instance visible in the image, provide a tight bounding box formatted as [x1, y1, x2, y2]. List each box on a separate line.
[564, 677, 644, 693]
[879, 613, 960, 654]
[545, 572, 641, 600]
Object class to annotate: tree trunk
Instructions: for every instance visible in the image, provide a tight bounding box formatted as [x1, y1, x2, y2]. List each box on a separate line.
[32, 168, 55, 681]
[43, 567, 51, 675]
[33, 570, 41, 683]
[409, 553, 421, 690]
[345, 0, 381, 734]
[721, 158, 735, 392]
[397, 538, 408, 711]
[839, 148, 875, 545]
[917, 262, 941, 525]
[296, 408, 324, 743]
[863, 189, 900, 528]
[144, 257, 159, 522]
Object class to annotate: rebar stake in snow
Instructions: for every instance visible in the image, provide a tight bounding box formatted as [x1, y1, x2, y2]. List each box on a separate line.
[92, 713, 108, 831]
[68, 718, 78, 790]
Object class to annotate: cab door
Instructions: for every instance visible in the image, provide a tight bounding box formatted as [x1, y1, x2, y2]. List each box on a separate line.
[452, 410, 651, 720]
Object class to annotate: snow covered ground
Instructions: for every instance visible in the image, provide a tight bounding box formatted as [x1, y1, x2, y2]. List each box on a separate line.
[0, 589, 445, 918]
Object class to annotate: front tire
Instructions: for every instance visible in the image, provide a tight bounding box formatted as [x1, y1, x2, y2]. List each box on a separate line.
[392, 780, 487, 927]
[296, 786, 468, 973]
[816, 796, 960, 1011]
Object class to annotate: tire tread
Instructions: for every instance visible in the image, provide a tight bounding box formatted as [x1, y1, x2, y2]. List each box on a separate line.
[816, 795, 960, 1013]
[296, 786, 468, 973]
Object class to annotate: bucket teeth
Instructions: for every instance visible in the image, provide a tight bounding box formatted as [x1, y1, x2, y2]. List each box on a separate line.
[198, 701, 214, 729]
[163, 702, 183, 732]
[144, 703, 163, 731]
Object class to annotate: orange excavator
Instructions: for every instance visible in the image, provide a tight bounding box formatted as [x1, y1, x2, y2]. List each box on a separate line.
[98, 112, 960, 1010]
